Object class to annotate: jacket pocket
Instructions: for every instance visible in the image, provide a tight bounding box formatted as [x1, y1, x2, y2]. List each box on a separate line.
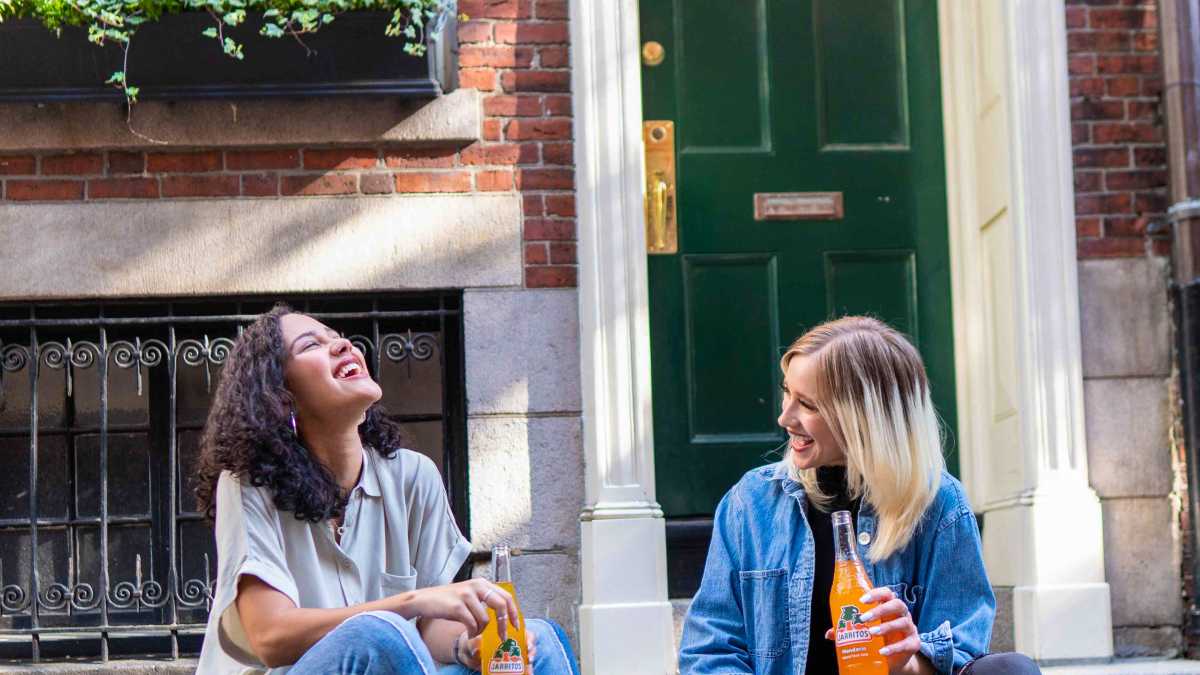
[886, 582, 921, 617]
[738, 568, 789, 659]
[381, 571, 417, 596]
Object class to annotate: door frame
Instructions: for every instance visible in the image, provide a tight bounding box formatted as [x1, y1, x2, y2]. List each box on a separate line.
[571, 0, 1108, 671]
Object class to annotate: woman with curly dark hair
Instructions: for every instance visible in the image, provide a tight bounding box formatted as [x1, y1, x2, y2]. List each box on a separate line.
[195, 305, 579, 675]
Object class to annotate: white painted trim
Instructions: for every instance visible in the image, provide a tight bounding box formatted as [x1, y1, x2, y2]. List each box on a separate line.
[571, 0, 674, 673]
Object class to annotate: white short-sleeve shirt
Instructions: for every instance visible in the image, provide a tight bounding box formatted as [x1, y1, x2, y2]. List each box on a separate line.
[196, 447, 471, 675]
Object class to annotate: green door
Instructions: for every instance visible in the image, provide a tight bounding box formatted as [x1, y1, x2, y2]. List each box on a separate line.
[641, 0, 957, 518]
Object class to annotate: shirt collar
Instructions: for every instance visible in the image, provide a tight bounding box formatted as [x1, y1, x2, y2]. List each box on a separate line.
[768, 460, 806, 497]
[356, 446, 382, 497]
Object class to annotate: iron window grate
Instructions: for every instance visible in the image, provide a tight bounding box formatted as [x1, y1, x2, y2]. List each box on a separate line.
[0, 293, 468, 662]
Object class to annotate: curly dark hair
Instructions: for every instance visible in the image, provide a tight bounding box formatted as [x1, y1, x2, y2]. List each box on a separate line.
[194, 304, 406, 523]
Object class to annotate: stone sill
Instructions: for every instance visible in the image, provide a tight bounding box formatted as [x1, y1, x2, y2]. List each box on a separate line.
[0, 89, 480, 152]
[0, 659, 196, 674]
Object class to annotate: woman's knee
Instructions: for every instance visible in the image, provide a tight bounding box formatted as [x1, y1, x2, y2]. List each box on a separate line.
[328, 613, 430, 668]
[962, 652, 1041, 675]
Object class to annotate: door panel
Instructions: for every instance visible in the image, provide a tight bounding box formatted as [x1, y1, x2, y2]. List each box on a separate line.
[643, 0, 956, 518]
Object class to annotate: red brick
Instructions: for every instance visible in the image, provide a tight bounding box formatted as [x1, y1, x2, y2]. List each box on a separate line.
[525, 265, 577, 288]
[495, 21, 568, 44]
[1071, 77, 1105, 97]
[540, 46, 569, 68]
[1069, 30, 1131, 52]
[1069, 55, 1096, 76]
[1142, 77, 1163, 95]
[303, 149, 379, 170]
[1105, 215, 1150, 236]
[524, 218, 573, 240]
[458, 22, 492, 44]
[1074, 147, 1129, 167]
[541, 142, 572, 165]
[384, 147, 457, 168]
[523, 194, 544, 216]
[1127, 100, 1158, 120]
[535, 0, 567, 19]
[360, 173, 394, 195]
[1093, 122, 1159, 143]
[1105, 169, 1167, 190]
[6, 180, 84, 201]
[1075, 192, 1132, 214]
[1077, 237, 1144, 258]
[1077, 217, 1103, 238]
[1097, 54, 1160, 75]
[1134, 147, 1166, 166]
[394, 171, 472, 193]
[517, 168, 573, 190]
[160, 174, 240, 197]
[501, 70, 570, 93]
[1105, 76, 1141, 97]
[147, 151, 221, 173]
[1072, 99, 1125, 120]
[87, 177, 159, 199]
[476, 169, 515, 191]
[543, 95, 571, 116]
[544, 194, 575, 217]
[1134, 31, 1158, 51]
[460, 68, 498, 91]
[226, 149, 300, 171]
[0, 155, 35, 175]
[484, 94, 544, 117]
[1073, 122, 1091, 145]
[242, 173, 279, 197]
[1133, 190, 1166, 213]
[461, 46, 534, 68]
[525, 242, 549, 264]
[462, 142, 538, 165]
[279, 173, 357, 196]
[505, 119, 572, 141]
[1066, 6, 1087, 29]
[459, 0, 532, 19]
[1074, 170, 1103, 192]
[483, 119, 503, 141]
[1089, 7, 1155, 29]
[549, 241, 576, 264]
[42, 153, 103, 176]
[107, 151, 144, 175]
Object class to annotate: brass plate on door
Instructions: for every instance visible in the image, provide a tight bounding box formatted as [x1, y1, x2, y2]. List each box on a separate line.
[754, 192, 844, 221]
[644, 121, 678, 254]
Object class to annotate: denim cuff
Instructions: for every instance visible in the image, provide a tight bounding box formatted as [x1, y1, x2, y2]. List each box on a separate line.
[918, 620, 954, 675]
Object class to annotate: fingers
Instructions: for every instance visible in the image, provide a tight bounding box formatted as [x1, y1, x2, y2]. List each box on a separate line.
[463, 588, 491, 638]
[859, 586, 896, 606]
[868, 615, 915, 640]
[879, 634, 922, 657]
[824, 628, 834, 641]
[860, 598, 908, 623]
[480, 582, 521, 632]
[528, 624, 539, 662]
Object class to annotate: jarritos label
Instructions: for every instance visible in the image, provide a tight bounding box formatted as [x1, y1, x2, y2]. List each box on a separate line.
[487, 637, 525, 674]
[835, 605, 873, 646]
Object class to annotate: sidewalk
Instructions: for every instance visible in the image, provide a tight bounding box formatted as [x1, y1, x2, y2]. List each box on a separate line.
[1043, 660, 1200, 674]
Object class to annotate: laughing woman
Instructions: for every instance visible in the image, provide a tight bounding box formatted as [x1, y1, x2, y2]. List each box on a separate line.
[195, 305, 578, 675]
[678, 317, 1039, 675]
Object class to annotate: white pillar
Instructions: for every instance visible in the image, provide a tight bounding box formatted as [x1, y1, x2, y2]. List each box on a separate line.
[940, 0, 1114, 661]
[570, 1, 676, 674]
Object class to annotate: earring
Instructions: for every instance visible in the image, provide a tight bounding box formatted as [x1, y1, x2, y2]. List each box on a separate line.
[289, 410, 298, 436]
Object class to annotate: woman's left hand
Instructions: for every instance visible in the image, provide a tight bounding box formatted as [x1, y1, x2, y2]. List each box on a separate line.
[461, 621, 541, 674]
[524, 621, 540, 674]
[824, 587, 929, 674]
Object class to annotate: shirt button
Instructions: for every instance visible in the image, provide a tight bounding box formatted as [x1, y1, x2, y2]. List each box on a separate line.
[858, 531, 871, 546]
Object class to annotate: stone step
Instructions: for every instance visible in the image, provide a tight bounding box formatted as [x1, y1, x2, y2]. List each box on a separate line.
[1043, 660, 1200, 675]
[0, 659, 197, 674]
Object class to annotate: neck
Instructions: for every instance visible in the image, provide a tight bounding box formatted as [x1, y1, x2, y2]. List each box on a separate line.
[299, 418, 365, 492]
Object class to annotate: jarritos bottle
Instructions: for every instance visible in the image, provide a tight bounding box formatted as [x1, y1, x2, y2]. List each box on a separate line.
[830, 510, 888, 674]
[480, 544, 529, 675]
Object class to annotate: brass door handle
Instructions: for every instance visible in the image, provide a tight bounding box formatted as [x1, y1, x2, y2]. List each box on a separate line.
[644, 121, 677, 254]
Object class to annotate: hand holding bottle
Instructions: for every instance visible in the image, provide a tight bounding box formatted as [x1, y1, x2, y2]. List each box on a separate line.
[824, 586, 925, 674]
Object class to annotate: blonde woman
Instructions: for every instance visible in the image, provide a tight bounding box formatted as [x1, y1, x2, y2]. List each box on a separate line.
[678, 317, 1039, 674]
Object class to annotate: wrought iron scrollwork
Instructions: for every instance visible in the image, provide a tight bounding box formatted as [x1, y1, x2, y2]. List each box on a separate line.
[109, 338, 169, 396]
[379, 331, 439, 376]
[0, 342, 30, 413]
[40, 339, 102, 397]
[177, 554, 215, 610]
[176, 336, 236, 392]
[0, 560, 30, 614]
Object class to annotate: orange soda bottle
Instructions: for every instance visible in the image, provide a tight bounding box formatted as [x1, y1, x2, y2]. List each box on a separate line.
[480, 544, 529, 675]
[829, 510, 889, 674]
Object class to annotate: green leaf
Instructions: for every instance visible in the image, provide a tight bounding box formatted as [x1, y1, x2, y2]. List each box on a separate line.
[262, 8, 278, 18]
[259, 22, 283, 37]
[124, 85, 139, 101]
[105, 70, 125, 84]
[201, 26, 217, 37]
[222, 9, 244, 25]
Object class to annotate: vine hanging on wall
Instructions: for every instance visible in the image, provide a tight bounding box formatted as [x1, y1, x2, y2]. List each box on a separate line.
[0, 0, 451, 104]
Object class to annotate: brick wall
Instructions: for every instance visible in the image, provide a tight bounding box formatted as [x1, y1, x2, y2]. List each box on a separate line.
[1066, 0, 1170, 259]
[0, 0, 576, 290]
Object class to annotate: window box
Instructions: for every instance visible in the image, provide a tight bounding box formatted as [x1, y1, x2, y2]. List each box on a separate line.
[0, 10, 456, 103]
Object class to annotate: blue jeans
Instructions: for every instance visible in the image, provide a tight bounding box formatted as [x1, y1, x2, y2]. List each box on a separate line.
[290, 613, 578, 675]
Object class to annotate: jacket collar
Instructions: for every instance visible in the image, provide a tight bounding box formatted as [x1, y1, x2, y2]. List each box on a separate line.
[356, 446, 383, 497]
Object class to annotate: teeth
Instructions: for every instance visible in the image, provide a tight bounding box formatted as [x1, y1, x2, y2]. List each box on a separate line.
[336, 363, 360, 378]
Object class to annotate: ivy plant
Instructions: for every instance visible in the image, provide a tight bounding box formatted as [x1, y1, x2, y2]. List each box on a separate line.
[0, 0, 450, 103]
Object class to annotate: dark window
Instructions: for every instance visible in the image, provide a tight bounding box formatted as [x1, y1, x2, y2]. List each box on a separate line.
[0, 294, 467, 662]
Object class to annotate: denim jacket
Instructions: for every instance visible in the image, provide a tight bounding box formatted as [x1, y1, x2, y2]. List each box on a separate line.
[678, 462, 994, 675]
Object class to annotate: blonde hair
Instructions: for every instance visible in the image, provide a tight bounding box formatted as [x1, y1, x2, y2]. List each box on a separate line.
[781, 316, 944, 562]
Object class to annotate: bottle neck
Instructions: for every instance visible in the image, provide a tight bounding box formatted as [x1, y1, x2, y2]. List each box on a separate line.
[832, 511, 859, 563]
[492, 545, 512, 583]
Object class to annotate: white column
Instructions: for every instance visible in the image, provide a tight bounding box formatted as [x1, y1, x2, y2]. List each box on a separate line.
[940, 0, 1113, 661]
[570, 1, 676, 674]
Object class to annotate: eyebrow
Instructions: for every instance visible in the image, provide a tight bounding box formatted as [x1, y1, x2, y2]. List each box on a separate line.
[287, 327, 339, 353]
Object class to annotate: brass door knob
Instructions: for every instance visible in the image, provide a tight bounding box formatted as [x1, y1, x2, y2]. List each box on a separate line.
[642, 41, 665, 67]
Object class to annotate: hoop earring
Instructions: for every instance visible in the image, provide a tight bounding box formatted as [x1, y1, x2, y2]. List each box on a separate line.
[289, 410, 298, 437]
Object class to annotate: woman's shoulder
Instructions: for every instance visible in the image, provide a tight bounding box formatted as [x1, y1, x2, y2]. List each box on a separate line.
[370, 446, 442, 489]
[725, 462, 788, 507]
[924, 470, 975, 531]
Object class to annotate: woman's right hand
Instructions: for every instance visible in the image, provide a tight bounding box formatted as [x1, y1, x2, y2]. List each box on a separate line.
[405, 579, 519, 638]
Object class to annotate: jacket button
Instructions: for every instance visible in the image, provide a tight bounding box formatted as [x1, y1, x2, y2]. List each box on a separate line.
[858, 531, 871, 546]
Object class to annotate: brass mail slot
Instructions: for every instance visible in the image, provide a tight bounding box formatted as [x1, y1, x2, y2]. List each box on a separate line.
[754, 192, 844, 221]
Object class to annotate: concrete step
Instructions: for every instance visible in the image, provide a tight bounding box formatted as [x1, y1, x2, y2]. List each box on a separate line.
[1043, 660, 1200, 674]
[0, 659, 196, 674]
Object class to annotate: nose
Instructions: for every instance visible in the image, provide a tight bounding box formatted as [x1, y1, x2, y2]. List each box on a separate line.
[331, 337, 351, 355]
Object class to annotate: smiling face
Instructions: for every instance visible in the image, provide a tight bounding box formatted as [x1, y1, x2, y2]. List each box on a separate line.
[280, 313, 382, 426]
[778, 354, 845, 471]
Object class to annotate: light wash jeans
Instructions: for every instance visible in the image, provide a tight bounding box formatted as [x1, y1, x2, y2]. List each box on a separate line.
[289, 612, 578, 675]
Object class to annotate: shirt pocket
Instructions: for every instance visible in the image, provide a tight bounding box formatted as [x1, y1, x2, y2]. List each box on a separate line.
[737, 568, 789, 659]
[885, 582, 922, 618]
[380, 571, 417, 596]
